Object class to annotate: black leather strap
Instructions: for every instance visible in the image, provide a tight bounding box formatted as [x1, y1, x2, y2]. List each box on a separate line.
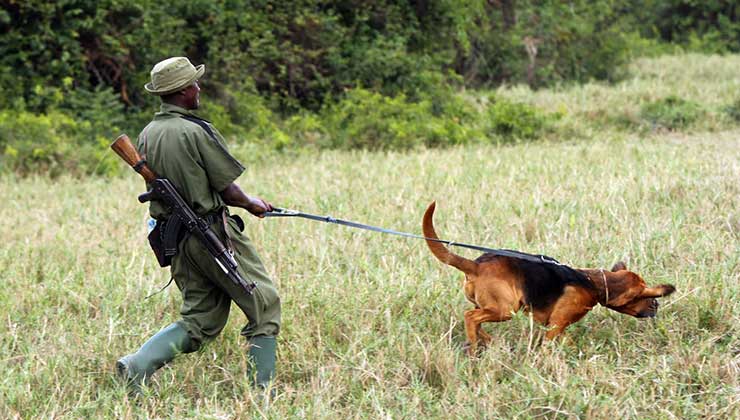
[180, 115, 218, 141]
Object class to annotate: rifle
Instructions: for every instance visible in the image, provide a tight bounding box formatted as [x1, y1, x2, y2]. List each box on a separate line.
[110, 134, 257, 295]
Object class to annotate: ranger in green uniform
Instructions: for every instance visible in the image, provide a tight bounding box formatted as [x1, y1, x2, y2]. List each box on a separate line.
[116, 57, 281, 395]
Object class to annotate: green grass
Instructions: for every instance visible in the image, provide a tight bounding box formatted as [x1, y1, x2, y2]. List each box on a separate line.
[1, 54, 739, 419]
[497, 53, 740, 135]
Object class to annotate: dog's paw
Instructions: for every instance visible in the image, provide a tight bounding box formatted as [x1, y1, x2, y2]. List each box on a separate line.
[461, 341, 473, 356]
[462, 341, 485, 358]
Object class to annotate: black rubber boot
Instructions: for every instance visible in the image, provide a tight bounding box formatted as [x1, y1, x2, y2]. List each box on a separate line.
[247, 335, 277, 389]
[116, 322, 192, 395]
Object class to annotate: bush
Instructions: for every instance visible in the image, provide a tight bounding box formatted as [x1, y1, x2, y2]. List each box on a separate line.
[319, 89, 427, 150]
[722, 97, 740, 123]
[485, 97, 558, 141]
[0, 85, 132, 176]
[0, 110, 119, 176]
[639, 96, 705, 130]
[455, 0, 638, 88]
[200, 86, 292, 151]
[2, 0, 681, 116]
[60, 86, 127, 140]
[318, 87, 483, 150]
[283, 113, 329, 148]
[640, 0, 740, 53]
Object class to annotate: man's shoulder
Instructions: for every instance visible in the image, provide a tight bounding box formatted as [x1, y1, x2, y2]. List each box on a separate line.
[179, 115, 219, 141]
[147, 114, 211, 138]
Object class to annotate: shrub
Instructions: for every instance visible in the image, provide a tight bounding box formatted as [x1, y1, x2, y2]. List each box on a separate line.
[722, 97, 740, 123]
[284, 113, 329, 148]
[319, 89, 426, 150]
[200, 86, 293, 151]
[639, 96, 704, 130]
[416, 73, 485, 147]
[318, 87, 482, 150]
[485, 97, 557, 141]
[0, 86, 131, 176]
[228, 89, 293, 150]
[639, 0, 740, 53]
[1, 0, 670, 115]
[0, 110, 118, 176]
[61, 86, 127, 140]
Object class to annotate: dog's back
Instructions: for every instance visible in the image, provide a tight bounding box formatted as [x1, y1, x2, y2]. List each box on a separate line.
[476, 254, 593, 310]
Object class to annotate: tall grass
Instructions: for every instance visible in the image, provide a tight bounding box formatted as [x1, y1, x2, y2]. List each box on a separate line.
[1, 54, 738, 419]
[498, 53, 740, 134]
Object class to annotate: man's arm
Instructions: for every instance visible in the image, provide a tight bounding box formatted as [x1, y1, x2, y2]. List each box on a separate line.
[220, 182, 273, 217]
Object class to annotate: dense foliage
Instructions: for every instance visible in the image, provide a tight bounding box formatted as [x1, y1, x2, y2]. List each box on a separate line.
[2, 0, 740, 174]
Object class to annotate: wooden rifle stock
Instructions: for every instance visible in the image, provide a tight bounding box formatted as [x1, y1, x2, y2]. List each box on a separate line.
[110, 134, 158, 183]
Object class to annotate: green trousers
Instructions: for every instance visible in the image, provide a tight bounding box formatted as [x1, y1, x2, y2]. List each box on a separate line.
[171, 215, 281, 349]
[119, 215, 280, 394]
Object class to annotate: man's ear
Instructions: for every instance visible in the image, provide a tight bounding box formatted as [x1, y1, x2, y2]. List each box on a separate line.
[611, 261, 627, 272]
[605, 271, 643, 306]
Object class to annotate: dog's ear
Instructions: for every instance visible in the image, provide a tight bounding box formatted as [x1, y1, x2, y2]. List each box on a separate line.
[639, 284, 676, 298]
[611, 261, 627, 272]
[605, 271, 644, 307]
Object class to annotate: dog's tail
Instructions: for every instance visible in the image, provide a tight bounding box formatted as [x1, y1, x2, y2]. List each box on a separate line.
[422, 201, 479, 275]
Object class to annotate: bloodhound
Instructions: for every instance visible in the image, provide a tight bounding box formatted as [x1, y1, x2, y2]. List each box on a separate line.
[422, 202, 676, 355]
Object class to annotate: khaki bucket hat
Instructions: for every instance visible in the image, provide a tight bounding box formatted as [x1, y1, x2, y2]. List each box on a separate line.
[145, 57, 205, 95]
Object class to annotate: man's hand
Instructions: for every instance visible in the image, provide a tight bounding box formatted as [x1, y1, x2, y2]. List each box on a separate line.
[245, 195, 274, 218]
[219, 183, 274, 218]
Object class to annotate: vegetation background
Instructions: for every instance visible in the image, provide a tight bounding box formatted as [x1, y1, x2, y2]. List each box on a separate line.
[3, 0, 740, 173]
[0, 1, 738, 419]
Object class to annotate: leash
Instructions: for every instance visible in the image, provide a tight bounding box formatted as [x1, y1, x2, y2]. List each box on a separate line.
[264, 207, 565, 266]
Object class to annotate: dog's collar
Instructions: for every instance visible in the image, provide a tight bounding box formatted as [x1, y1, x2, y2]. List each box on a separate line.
[586, 269, 610, 305]
[600, 269, 609, 305]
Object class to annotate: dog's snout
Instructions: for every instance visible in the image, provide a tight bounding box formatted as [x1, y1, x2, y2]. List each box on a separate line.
[636, 310, 657, 318]
[636, 299, 660, 318]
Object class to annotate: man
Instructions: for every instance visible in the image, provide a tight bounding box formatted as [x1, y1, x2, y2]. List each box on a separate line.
[116, 57, 281, 395]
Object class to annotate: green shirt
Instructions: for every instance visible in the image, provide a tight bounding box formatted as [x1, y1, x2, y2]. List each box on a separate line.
[137, 103, 245, 219]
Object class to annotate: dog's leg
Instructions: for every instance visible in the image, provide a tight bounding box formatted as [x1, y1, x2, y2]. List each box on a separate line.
[478, 329, 493, 347]
[464, 308, 512, 356]
[545, 306, 591, 340]
[544, 288, 594, 340]
[462, 323, 493, 355]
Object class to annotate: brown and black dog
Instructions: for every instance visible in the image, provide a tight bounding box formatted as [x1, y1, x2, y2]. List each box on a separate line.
[423, 202, 676, 354]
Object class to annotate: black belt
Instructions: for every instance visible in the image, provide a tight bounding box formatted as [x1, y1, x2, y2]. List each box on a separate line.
[157, 210, 222, 225]
[202, 211, 223, 226]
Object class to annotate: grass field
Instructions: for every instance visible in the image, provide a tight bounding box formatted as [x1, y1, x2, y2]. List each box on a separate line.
[1, 54, 738, 419]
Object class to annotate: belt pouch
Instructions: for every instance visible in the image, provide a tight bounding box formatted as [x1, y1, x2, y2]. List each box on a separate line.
[147, 215, 184, 267]
[147, 220, 170, 267]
